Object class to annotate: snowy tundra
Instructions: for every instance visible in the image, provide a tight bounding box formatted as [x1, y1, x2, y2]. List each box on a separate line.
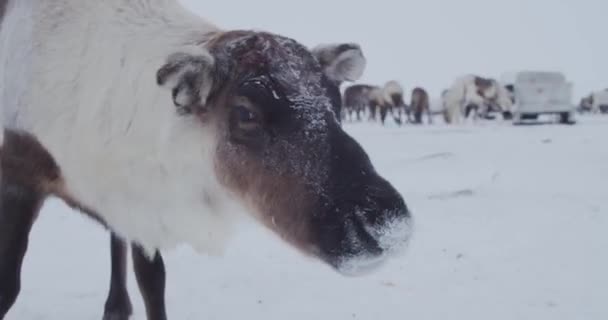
[5, 115, 608, 319]
[0, 0, 412, 319]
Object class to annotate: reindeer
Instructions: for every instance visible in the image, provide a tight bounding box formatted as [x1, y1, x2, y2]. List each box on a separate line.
[0, 1, 413, 319]
[311, 44, 367, 124]
[381, 80, 405, 125]
[443, 75, 512, 124]
[409, 87, 432, 124]
[342, 84, 377, 122]
[359, 82, 404, 126]
[337, 81, 403, 126]
[365, 87, 388, 124]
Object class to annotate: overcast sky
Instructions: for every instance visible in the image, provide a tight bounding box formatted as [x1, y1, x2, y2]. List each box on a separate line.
[180, 0, 606, 99]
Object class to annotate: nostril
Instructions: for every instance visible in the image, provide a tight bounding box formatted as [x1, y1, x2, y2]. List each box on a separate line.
[363, 206, 412, 253]
[334, 207, 412, 277]
[380, 209, 412, 253]
[343, 214, 383, 257]
[359, 191, 409, 224]
[325, 201, 412, 277]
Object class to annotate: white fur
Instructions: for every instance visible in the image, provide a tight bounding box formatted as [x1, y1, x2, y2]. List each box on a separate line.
[312, 43, 366, 83]
[443, 75, 502, 124]
[443, 76, 469, 124]
[369, 87, 384, 105]
[0, 0, 35, 145]
[494, 84, 513, 113]
[159, 46, 216, 106]
[382, 80, 403, 104]
[330, 47, 366, 82]
[338, 211, 413, 277]
[1, 0, 246, 256]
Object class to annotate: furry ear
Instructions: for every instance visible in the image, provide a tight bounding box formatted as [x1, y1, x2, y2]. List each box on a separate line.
[156, 46, 216, 115]
[311, 43, 366, 83]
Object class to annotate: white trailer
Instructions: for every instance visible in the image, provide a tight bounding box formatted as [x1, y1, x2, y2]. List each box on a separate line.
[592, 90, 608, 113]
[508, 71, 576, 124]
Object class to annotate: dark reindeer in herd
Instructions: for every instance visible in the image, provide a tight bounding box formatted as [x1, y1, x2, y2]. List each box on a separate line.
[409, 87, 433, 124]
[342, 81, 406, 125]
[0, 0, 413, 319]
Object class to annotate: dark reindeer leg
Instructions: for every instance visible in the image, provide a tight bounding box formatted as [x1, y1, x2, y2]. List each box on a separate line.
[0, 183, 43, 319]
[103, 233, 133, 320]
[405, 105, 413, 123]
[0, 130, 61, 319]
[132, 245, 167, 320]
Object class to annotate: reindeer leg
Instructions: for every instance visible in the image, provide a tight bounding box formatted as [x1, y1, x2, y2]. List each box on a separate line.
[103, 233, 133, 320]
[0, 130, 57, 319]
[380, 107, 387, 125]
[414, 106, 422, 124]
[0, 182, 44, 319]
[132, 245, 167, 320]
[394, 106, 402, 125]
[406, 106, 414, 123]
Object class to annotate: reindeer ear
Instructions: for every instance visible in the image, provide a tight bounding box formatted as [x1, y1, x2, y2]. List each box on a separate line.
[156, 46, 215, 115]
[311, 43, 366, 83]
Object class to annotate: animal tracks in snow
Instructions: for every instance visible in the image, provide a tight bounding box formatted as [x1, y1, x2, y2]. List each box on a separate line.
[427, 189, 475, 200]
[387, 151, 455, 168]
[411, 152, 455, 162]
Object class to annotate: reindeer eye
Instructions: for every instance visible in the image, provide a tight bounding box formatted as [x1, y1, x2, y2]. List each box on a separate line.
[235, 105, 257, 123]
[229, 104, 264, 145]
[231, 105, 262, 134]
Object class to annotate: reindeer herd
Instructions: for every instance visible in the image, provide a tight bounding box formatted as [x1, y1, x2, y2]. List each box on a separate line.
[341, 81, 432, 125]
[341, 74, 515, 126]
[341, 71, 608, 127]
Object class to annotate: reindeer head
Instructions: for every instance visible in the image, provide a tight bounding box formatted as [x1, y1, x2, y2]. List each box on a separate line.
[156, 30, 412, 276]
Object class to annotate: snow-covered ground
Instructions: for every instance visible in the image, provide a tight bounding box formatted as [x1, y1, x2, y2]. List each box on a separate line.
[7, 115, 608, 320]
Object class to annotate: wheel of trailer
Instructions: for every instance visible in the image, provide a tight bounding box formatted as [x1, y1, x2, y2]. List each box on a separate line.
[558, 112, 575, 125]
[521, 113, 538, 120]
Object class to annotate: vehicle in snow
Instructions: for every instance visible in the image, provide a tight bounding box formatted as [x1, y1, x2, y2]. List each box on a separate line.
[592, 90, 608, 114]
[501, 71, 575, 125]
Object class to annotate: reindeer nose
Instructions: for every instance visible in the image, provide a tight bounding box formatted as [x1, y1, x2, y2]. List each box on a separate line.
[336, 200, 413, 277]
[321, 129, 413, 276]
[371, 206, 412, 255]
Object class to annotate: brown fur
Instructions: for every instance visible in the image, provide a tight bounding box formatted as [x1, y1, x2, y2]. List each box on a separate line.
[0, 0, 7, 25]
[368, 88, 387, 123]
[210, 85, 321, 255]
[1, 130, 62, 194]
[474, 76, 497, 99]
[0, 130, 108, 228]
[474, 76, 494, 90]
[217, 156, 316, 255]
[343, 84, 376, 121]
[409, 87, 431, 124]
